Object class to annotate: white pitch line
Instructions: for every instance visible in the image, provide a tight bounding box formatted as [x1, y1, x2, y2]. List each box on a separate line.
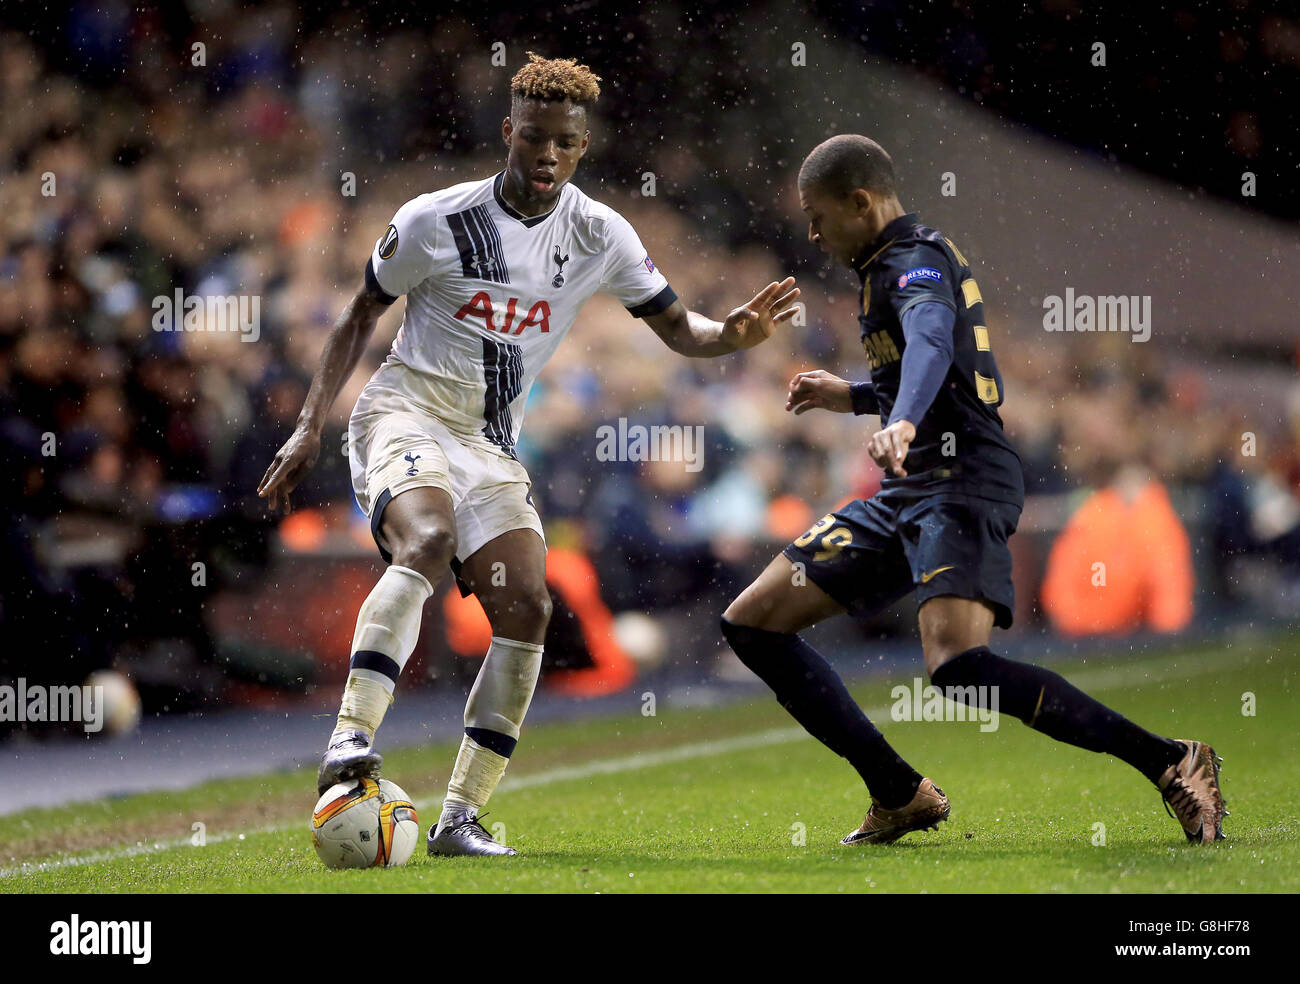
[0, 725, 820, 880]
[494, 725, 809, 794]
[0, 643, 1267, 880]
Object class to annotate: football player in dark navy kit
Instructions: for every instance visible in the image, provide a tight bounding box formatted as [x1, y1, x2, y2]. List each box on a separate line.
[721, 135, 1226, 846]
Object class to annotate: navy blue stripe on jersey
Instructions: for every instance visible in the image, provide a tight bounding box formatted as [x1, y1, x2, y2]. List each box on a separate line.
[481, 335, 524, 459]
[364, 258, 398, 305]
[626, 284, 678, 319]
[474, 202, 511, 280]
[465, 204, 507, 281]
[446, 204, 510, 284]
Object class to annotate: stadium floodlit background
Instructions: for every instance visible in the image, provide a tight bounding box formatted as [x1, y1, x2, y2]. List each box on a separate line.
[2, 0, 1298, 806]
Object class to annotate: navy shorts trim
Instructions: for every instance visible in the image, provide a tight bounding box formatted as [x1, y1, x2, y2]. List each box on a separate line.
[782, 492, 1021, 629]
[370, 487, 394, 563]
[370, 485, 472, 595]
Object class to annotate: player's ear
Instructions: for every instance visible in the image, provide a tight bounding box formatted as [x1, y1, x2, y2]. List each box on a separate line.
[851, 188, 873, 216]
[501, 116, 513, 147]
[579, 130, 590, 157]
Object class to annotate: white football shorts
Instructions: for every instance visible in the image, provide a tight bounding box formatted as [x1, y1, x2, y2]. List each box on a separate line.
[348, 405, 544, 568]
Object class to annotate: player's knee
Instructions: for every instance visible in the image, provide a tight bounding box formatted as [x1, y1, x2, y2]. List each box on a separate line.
[521, 587, 553, 629]
[721, 598, 750, 628]
[722, 603, 764, 634]
[392, 523, 457, 579]
[919, 599, 994, 676]
[724, 604, 802, 636]
[488, 585, 552, 638]
[922, 636, 970, 677]
[722, 594, 782, 633]
[720, 609, 764, 641]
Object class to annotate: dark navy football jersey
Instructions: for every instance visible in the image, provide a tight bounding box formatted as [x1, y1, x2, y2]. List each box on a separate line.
[855, 213, 1023, 505]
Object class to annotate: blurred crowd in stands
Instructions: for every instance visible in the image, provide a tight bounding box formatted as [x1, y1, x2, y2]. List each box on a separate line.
[3, 4, 1299, 715]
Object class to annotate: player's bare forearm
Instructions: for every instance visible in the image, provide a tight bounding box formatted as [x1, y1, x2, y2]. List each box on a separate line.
[641, 278, 800, 357]
[676, 307, 736, 356]
[257, 284, 387, 511]
[641, 301, 733, 356]
[296, 287, 388, 435]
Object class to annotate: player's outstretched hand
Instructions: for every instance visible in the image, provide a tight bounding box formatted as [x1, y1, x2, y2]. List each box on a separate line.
[786, 369, 853, 414]
[722, 277, 800, 350]
[867, 419, 916, 477]
[257, 427, 322, 514]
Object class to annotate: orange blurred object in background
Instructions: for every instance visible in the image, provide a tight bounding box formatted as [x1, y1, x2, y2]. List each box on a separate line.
[443, 546, 637, 697]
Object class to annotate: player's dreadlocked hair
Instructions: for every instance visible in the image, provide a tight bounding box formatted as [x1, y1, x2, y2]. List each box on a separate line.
[510, 52, 602, 113]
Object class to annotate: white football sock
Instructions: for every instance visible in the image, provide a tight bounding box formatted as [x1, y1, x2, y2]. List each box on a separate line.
[442, 736, 508, 820]
[442, 636, 544, 818]
[331, 565, 433, 744]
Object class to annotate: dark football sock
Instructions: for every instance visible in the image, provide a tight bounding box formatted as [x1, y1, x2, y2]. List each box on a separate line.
[930, 646, 1185, 784]
[721, 617, 923, 808]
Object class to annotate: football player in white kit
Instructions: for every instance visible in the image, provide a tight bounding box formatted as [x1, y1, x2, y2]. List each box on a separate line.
[258, 53, 800, 856]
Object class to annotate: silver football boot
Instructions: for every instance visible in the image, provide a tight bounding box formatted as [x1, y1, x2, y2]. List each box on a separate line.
[427, 808, 518, 857]
[316, 729, 383, 795]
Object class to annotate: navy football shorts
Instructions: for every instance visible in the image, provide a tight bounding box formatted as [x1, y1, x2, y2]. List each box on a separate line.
[781, 492, 1021, 629]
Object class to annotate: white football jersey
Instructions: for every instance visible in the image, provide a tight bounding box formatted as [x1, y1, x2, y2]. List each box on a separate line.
[353, 171, 674, 458]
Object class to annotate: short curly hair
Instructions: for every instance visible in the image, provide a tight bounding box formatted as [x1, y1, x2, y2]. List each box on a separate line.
[799, 135, 897, 199]
[510, 52, 602, 112]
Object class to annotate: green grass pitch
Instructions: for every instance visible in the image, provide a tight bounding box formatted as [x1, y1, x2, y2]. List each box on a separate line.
[1, 633, 1295, 894]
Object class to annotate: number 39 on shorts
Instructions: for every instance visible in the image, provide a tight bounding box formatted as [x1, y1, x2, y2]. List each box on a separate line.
[793, 513, 854, 561]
